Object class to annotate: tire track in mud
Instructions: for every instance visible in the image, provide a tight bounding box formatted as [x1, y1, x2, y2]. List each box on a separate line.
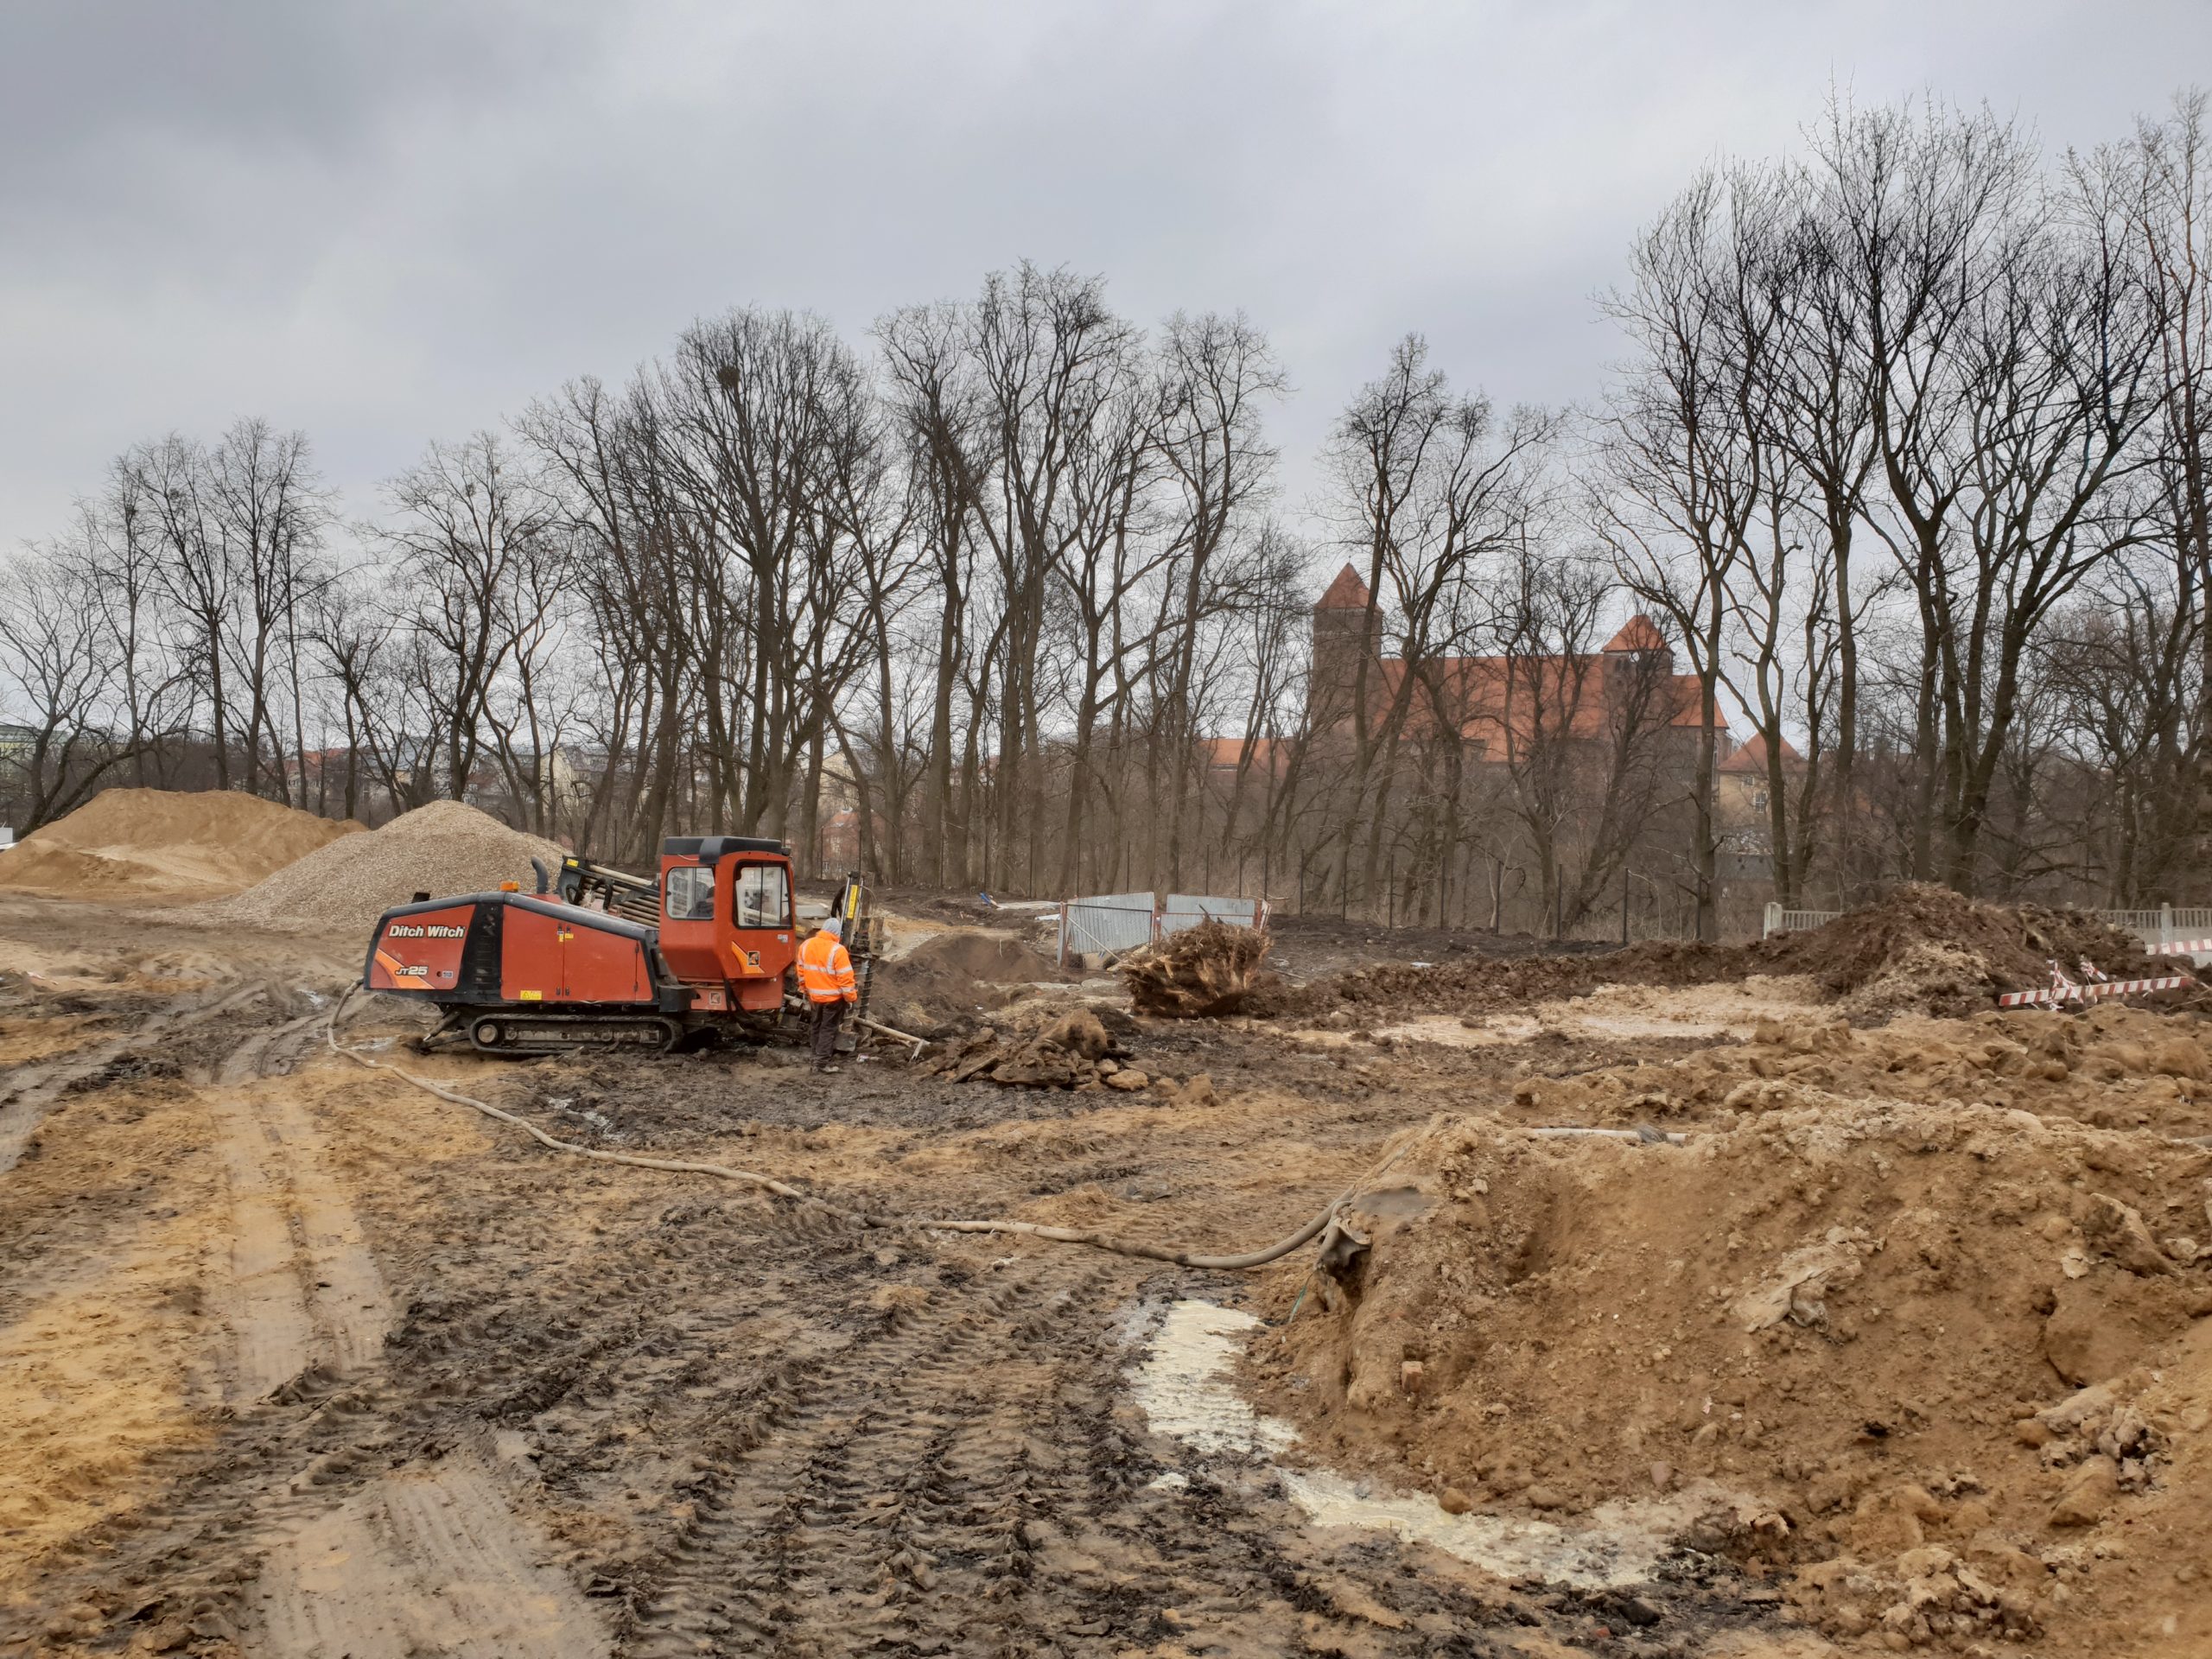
[211, 1011, 393, 1402]
[623, 1258, 1122, 1658]
[255, 1450, 610, 1659]
[296, 1095, 1582, 1659]
[608, 1249, 1535, 1659]
[0, 981, 268, 1173]
[197, 1020, 608, 1659]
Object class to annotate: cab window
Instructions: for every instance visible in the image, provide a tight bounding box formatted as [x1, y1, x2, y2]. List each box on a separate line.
[664, 865, 715, 921]
[734, 862, 790, 928]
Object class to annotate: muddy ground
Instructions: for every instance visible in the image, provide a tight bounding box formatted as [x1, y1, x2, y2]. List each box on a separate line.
[2, 885, 2203, 1658]
[0, 888, 1808, 1659]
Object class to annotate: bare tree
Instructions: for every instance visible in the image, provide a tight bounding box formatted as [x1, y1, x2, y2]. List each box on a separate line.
[0, 540, 130, 830]
[1319, 334, 1554, 912]
[1600, 168, 1788, 938]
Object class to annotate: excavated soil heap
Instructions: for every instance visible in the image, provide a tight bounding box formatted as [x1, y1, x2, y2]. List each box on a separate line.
[1274, 884, 2178, 1023]
[899, 929, 1064, 984]
[1249, 1015, 2212, 1651]
[0, 788, 363, 897]
[868, 928, 1071, 1029]
[199, 800, 563, 933]
[1510, 1000, 2212, 1142]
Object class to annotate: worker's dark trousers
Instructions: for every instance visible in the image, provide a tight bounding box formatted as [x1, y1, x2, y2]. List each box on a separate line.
[810, 1001, 846, 1065]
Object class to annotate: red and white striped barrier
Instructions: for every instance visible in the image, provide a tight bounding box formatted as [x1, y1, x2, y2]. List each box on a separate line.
[1999, 973, 2194, 1008]
[2148, 938, 2212, 957]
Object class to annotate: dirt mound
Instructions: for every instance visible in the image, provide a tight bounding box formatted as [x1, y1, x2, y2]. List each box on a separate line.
[1512, 1000, 2212, 1141]
[1274, 885, 2183, 1023]
[902, 928, 1064, 983]
[0, 788, 363, 898]
[1249, 1018, 2212, 1650]
[199, 799, 563, 934]
[1121, 922, 1273, 1017]
[868, 927, 1071, 1029]
[1775, 884, 2168, 1015]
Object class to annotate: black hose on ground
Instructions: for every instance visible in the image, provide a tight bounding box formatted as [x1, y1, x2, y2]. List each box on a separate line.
[320, 992, 1672, 1272]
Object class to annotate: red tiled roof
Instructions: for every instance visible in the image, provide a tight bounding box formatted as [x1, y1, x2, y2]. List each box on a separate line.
[1316, 563, 1373, 611]
[1601, 614, 1669, 654]
[1201, 736, 1287, 773]
[1719, 733, 1802, 774]
[1369, 652, 1723, 747]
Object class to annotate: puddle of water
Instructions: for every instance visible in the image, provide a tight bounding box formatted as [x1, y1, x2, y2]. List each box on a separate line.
[1290, 1014, 1535, 1051]
[1134, 1300, 1714, 1589]
[1129, 1300, 1295, 1457]
[1290, 978, 1828, 1050]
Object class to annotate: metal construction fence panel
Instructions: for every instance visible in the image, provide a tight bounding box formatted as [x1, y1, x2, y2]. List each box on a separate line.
[1058, 893, 1157, 962]
[1056, 891, 1268, 965]
[1762, 904, 1843, 937]
[2101, 906, 2212, 947]
[1160, 894, 1262, 937]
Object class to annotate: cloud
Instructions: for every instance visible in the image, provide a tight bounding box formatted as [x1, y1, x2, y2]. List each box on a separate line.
[1, 0, 2203, 549]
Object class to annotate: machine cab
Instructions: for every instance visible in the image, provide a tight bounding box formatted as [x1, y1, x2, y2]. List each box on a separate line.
[655, 836, 796, 1011]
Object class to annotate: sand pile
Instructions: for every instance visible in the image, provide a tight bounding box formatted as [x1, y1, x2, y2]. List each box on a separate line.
[1279, 884, 2183, 1023]
[0, 788, 362, 898]
[1247, 1020, 2212, 1651]
[1120, 921, 1273, 1017]
[200, 800, 563, 934]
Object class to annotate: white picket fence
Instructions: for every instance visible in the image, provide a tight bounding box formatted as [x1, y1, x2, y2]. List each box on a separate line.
[1762, 899, 2212, 963]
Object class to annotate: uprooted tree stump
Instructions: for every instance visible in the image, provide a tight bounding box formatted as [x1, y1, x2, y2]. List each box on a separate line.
[1119, 921, 1272, 1018]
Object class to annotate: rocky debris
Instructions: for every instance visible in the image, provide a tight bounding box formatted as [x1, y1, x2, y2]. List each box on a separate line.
[2080, 1192, 2174, 1274]
[1119, 921, 1273, 1017]
[917, 1008, 1138, 1090]
[198, 800, 563, 933]
[1789, 1546, 2039, 1646]
[2022, 1378, 2167, 1506]
[2047, 1457, 2120, 1527]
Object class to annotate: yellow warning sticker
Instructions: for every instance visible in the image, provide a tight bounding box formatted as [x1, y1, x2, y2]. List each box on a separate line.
[519, 989, 543, 1001]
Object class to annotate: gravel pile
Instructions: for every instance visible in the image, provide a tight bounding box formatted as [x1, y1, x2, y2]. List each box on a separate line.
[200, 800, 565, 934]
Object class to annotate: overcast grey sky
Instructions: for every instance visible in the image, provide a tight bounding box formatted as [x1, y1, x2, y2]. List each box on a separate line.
[3, 0, 2205, 556]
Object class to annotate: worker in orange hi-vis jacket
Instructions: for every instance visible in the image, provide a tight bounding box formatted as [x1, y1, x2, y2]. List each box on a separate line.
[795, 917, 859, 1072]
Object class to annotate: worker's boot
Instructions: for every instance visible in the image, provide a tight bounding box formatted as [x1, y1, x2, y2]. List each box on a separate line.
[816, 1062, 842, 1075]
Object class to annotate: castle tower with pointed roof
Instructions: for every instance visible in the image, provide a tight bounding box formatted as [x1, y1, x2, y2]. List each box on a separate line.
[1302, 564, 1716, 747]
[1310, 562, 1382, 726]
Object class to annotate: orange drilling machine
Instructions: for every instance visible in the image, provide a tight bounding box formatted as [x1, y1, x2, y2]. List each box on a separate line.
[361, 836, 874, 1055]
